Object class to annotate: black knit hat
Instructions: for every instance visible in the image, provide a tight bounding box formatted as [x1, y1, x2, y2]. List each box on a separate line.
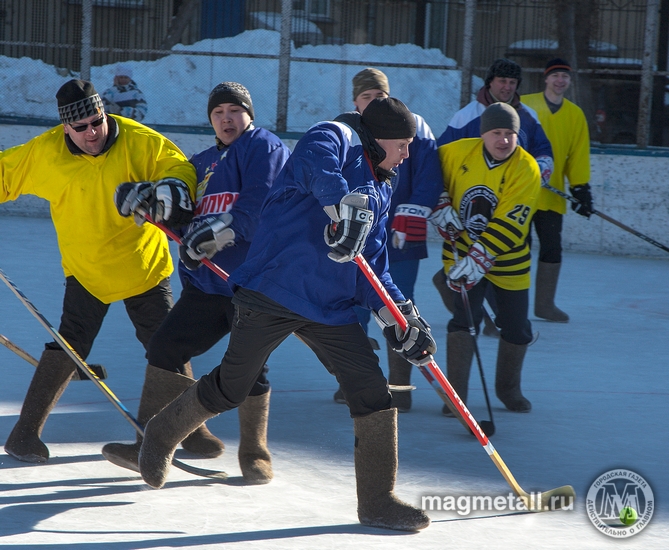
[207, 82, 254, 122]
[56, 79, 104, 125]
[544, 58, 571, 77]
[480, 102, 520, 135]
[485, 58, 522, 88]
[361, 97, 415, 140]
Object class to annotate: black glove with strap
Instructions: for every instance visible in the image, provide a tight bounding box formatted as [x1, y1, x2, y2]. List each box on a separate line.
[178, 213, 235, 271]
[149, 178, 195, 228]
[324, 193, 374, 263]
[373, 300, 437, 366]
[570, 184, 593, 218]
[114, 181, 153, 226]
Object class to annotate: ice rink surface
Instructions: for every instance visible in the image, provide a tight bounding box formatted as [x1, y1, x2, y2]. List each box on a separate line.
[0, 215, 667, 549]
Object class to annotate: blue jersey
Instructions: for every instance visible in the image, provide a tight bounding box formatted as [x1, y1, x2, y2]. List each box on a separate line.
[436, 90, 553, 175]
[229, 120, 404, 326]
[387, 113, 443, 263]
[179, 126, 290, 296]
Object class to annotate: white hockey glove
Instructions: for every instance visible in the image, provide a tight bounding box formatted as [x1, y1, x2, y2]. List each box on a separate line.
[447, 241, 495, 291]
[324, 193, 374, 263]
[428, 191, 464, 239]
[179, 213, 235, 271]
[390, 203, 431, 249]
[373, 300, 437, 366]
[149, 178, 195, 228]
[114, 181, 154, 226]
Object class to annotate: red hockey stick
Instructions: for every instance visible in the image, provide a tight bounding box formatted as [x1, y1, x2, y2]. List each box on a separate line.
[354, 255, 575, 512]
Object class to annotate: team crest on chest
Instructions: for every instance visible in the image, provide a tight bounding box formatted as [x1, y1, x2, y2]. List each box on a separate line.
[460, 185, 498, 240]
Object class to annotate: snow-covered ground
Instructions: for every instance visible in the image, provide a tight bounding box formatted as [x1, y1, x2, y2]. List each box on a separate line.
[0, 29, 471, 135]
[0, 216, 667, 548]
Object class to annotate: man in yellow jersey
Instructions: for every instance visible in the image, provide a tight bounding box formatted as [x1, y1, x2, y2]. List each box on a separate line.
[1, 79, 222, 464]
[431, 102, 540, 412]
[522, 58, 593, 322]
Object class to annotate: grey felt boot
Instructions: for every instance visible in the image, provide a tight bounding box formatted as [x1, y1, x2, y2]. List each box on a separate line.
[442, 331, 475, 417]
[495, 339, 531, 412]
[4, 349, 77, 463]
[102, 364, 224, 473]
[139, 382, 217, 488]
[534, 261, 569, 322]
[237, 390, 273, 484]
[354, 408, 430, 531]
[432, 268, 455, 314]
[387, 342, 413, 413]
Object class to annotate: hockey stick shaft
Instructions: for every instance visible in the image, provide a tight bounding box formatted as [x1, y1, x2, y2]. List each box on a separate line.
[354, 255, 575, 509]
[0, 266, 226, 480]
[0, 333, 38, 366]
[543, 183, 669, 254]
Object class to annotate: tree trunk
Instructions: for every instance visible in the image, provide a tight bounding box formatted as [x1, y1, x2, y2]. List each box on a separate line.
[160, 0, 200, 52]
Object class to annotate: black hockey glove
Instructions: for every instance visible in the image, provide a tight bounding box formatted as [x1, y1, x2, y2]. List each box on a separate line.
[570, 184, 593, 218]
[178, 213, 235, 271]
[148, 178, 195, 228]
[324, 193, 374, 263]
[114, 181, 153, 225]
[373, 300, 437, 366]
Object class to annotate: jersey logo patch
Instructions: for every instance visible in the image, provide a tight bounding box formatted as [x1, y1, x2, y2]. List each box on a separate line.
[460, 185, 498, 240]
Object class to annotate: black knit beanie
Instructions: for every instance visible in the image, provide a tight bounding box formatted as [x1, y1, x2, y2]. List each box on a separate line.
[485, 58, 523, 88]
[361, 97, 415, 140]
[56, 79, 104, 125]
[480, 102, 520, 135]
[544, 58, 571, 77]
[207, 82, 254, 122]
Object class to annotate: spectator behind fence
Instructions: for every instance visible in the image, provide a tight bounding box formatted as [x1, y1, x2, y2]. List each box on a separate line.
[101, 65, 148, 122]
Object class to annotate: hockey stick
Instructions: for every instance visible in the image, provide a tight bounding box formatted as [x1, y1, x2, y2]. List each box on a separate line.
[543, 183, 669, 254]
[0, 333, 108, 380]
[449, 235, 495, 436]
[354, 255, 575, 511]
[0, 266, 227, 481]
[0, 333, 38, 366]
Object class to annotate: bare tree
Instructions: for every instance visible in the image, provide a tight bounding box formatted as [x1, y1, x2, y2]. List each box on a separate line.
[160, 0, 200, 52]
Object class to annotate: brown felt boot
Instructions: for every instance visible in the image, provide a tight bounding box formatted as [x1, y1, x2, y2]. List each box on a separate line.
[139, 382, 217, 488]
[442, 331, 474, 417]
[387, 342, 413, 413]
[237, 390, 273, 484]
[354, 408, 430, 531]
[180, 362, 225, 457]
[534, 261, 569, 323]
[4, 349, 77, 463]
[432, 268, 455, 314]
[102, 364, 224, 473]
[495, 339, 531, 413]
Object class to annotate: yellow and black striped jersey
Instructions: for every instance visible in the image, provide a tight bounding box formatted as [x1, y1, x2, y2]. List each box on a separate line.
[521, 93, 590, 214]
[438, 138, 540, 290]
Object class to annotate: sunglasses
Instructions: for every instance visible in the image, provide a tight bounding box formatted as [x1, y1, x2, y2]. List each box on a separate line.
[70, 115, 105, 133]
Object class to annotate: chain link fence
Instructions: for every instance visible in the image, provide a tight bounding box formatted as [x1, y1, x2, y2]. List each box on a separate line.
[0, 0, 666, 145]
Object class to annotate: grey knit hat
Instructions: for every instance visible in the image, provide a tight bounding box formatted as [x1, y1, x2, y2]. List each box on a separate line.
[480, 102, 520, 135]
[56, 80, 104, 125]
[207, 82, 254, 121]
[352, 68, 390, 101]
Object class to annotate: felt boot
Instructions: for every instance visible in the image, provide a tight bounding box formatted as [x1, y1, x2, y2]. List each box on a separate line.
[495, 339, 531, 412]
[534, 261, 569, 322]
[354, 408, 430, 531]
[139, 382, 217, 488]
[442, 331, 474, 417]
[102, 364, 223, 472]
[4, 349, 76, 463]
[237, 390, 273, 484]
[432, 268, 455, 314]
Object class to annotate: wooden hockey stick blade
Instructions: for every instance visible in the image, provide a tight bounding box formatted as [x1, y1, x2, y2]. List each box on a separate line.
[0, 267, 227, 481]
[354, 255, 575, 510]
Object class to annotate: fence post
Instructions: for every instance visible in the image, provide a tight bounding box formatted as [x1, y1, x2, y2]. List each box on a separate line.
[80, 0, 93, 80]
[636, 0, 661, 148]
[459, 0, 476, 109]
[276, 0, 292, 133]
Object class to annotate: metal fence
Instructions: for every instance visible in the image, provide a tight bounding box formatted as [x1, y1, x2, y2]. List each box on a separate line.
[0, 0, 666, 146]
